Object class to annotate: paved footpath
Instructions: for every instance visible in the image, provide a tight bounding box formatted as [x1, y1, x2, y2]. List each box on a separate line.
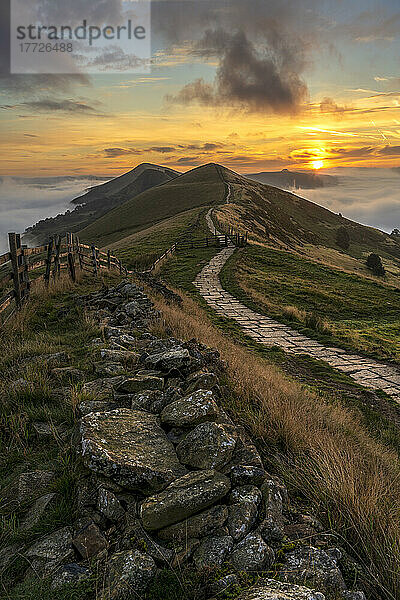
[194, 210, 400, 403]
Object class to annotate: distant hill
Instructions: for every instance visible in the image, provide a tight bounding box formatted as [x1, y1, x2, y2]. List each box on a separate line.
[79, 163, 226, 247]
[246, 169, 338, 189]
[23, 164, 180, 245]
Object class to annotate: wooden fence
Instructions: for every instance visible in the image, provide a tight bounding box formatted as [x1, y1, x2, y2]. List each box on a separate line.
[0, 232, 127, 326]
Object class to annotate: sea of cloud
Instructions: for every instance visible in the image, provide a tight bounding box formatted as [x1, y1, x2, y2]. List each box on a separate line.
[0, 175, 109, 254]
[0, 167, 399, 255]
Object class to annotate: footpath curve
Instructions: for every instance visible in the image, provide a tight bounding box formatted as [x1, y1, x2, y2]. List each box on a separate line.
[194, 209, 400, 403]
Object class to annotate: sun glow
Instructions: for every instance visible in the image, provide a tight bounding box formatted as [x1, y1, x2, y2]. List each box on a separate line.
[311, 160, 324, 169]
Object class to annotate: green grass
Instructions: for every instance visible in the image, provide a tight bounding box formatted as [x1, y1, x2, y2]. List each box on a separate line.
[220, 245, 400, 363]
[79, 164, 226, 248]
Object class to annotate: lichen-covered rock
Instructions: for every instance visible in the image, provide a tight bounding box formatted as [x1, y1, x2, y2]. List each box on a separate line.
[72, 522, 108, 558]
[117, 375, 164, 394]
[229, 465, 266, 487]
[176, 421, 237, 470]
[229, 486, 262, 506]
[145, 347, 191, 372]
[25, 526, 74, 575]
[227, 502, 258, 541]
[121, 515, 174, 564]
[279, 546, 346, 594]
[158, 505, 228, 541]
[79, 400, 118, 417]
[186, 372, 218, 393]
[230, 533, 274, 572]
[129, 390, 165, 413]
[124, 301, 142, 317]
[51, 367, 85, 382]
[342, 592, 366, 600]
[103, 550, 156, 599]
[140, 470, 231, 531]
[81, 409, 186, 494]
[82, 377, 124, 399]
[161, 390, 220, 427]
[193, 535, 234, 570]
[209, 574, 239, 596]
[20, 493, 58, 531]
[235, 578, 326, 599]
[52, 563, 91, 589]
[1, 470, 55, 512]
[97, 487, 125, 521]
[258, 479, 285, 545]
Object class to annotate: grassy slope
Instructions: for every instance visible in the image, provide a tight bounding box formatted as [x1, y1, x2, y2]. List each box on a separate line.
[79, 164, 226, 248]
[220, 245, 400, 362]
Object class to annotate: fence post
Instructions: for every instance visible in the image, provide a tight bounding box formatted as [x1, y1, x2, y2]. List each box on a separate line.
[44, 237, 54, 286]
[225, 234, 228, 247]
[52, 235, 62, 278]
[91, 245, 98, 276]
[107, 250, 111, 270]
[67, 251, 76, 282]
[118, 259, 122, 274]
[8, 233, 23, 308]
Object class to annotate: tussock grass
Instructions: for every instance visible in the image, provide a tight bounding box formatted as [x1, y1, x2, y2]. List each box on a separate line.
[148, 291, 400, 599]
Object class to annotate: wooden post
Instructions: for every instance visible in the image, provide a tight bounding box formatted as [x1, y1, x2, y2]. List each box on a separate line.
[67, 252, 76, 282]
[107, 250, 111, 270]
[91, 245, 98, 276]
[225, 234, 228, 247]
[8, 233, 23, 308]
[44, 237, 54, 286]
[53, 235, 62, 279]
[118, 259, 122, 274]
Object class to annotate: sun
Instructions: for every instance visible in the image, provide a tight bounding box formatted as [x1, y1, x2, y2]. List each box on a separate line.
[311, 160, 324, 170]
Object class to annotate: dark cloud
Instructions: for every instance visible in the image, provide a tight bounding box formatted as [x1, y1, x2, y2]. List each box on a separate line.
[101, 142, 227, 158]
[103, 147, 142, 158]
[166, 29, 308, 114]
[1, 99, 101, 115]
[0, 74, 90, 96]
[379, 145, 400, 156]
[319, 97, 346, 113]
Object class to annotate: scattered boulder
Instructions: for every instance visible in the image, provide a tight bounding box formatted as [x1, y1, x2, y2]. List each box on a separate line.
[193, 535, 234, 570]
[176, 421, 237, 470]
[81, 408, 186, 493]
[230, 532, 274, 572]
[158, 505, 228, 541]
[25, 526, 74, 575]
[161, 389, 220, 427]
[140, 470, 231, 531]
[72, 522, 108, 558]
[52, 563, 91, 589]
[97, 487, 125, 522]
[279, 546, 347, 594]
[103, 550, 156, 599]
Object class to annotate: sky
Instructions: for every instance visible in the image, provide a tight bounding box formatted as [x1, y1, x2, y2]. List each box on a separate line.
[0, 0, 399, 177]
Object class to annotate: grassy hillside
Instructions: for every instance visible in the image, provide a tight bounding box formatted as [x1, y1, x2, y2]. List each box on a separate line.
[215, 167, 400, 273]
[220, 246, 400, 362]
[79, 163, 226, 248]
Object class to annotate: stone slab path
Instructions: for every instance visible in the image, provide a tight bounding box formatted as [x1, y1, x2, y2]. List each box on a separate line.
[194, 210, 400, 403]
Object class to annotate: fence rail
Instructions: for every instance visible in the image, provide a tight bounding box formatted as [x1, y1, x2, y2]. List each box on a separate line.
[0, 232, 127, 327]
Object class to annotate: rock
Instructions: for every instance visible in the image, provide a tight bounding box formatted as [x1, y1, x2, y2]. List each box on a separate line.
[10, 378, 31, 392]
[52, 563, 91, 589]
[193, 535, 234, 570]
[117, 375, 164, 394]
[258, 479, 285, 545]
[176, 422, 237, 470]
[103, 550, 156, 599]
[209, 574, 239, 596]
[342, 593, 366, 600]
[229, 465, 266, 487]
[82, 377, 124, 399]
[229, 486, 262, 505]
[72, 522, 108, 558]
[230, 533, 274, 572]
[161, 389, 220, 427]
[51, 367, 85, 382]
[81, 408, 185, 494]
[171, 538, 200, 568]
[145, 348, 191, 371]
[79, 400, 118, 416]
[223, 441, 264, 470]
[94, 362, 124, 377]
[130, 390, 166, 413]
[25, 527, 74, 575]
[235, 578, 326, 599]
[1, 470, 55, 512]
[0, 543, 24, 575]
[279, 546, 347, 594]
[186, 372, 218, 393]
[100, 349, 139, 363]
[46, 352, 70, 367]
[158, 505, 228, 541]
[124, 301, 142, 317]
[227, 502, 258, 541]
[20, 493, 58, 531]
[97, 488, 125, 522]
[117, 334, 139, 348]
[121, 515, 174, 564]
[140, 470, 231, 531]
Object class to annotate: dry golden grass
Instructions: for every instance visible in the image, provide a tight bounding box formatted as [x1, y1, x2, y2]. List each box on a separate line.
[148, 290, 400, 599]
